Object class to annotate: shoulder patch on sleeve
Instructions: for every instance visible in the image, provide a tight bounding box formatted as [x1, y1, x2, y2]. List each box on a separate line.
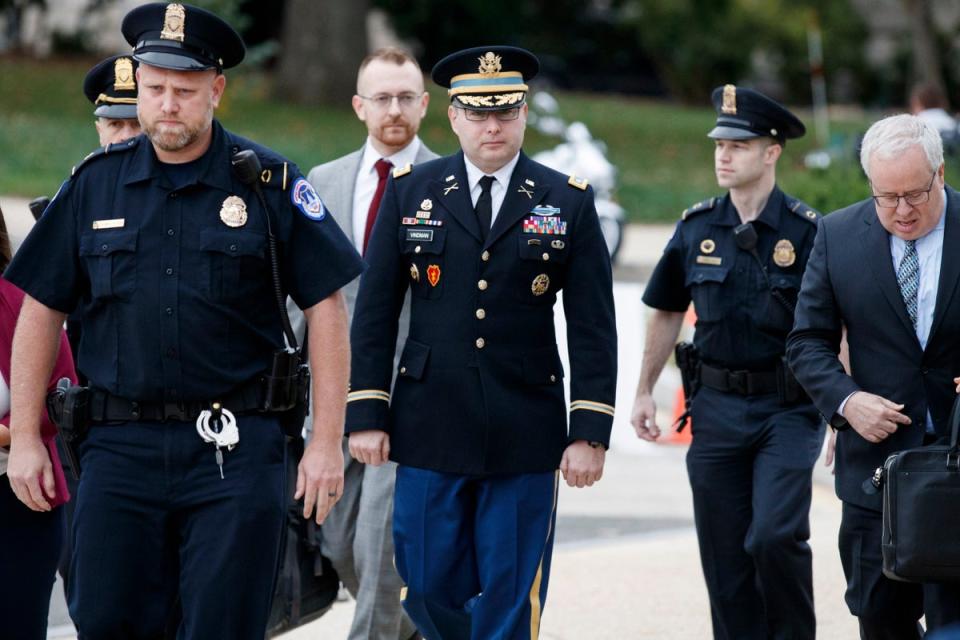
[785, 196, 820, 225]
[259, 161, 290, 190]
[568, 174, 589, 190]
[393, 163, 413, 179]
[70, 138, 138, 177]
[291, 177, 326, 220]
[680, 197, 717, 221]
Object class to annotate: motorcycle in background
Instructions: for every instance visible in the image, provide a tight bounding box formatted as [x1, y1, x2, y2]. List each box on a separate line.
[529, 91, 625, 263]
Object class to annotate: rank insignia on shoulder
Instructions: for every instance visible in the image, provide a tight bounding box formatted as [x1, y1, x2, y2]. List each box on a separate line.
[219, 195, 248, 228]
[393, 164, 413, 179]
[291, 177, 326, 220]
[531, 205, 561, 216]
[568, 175, 589, 190]
[681, 197, 717, 221]
[522, 216, 567, 235]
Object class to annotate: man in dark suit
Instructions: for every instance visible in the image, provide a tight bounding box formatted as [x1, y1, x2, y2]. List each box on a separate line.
[788, 113, 960, 638]
[347, 46, 617, 639]
[304, 47, 435, 640]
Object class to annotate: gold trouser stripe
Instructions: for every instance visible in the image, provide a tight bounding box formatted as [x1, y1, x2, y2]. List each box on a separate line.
[529, 471, 559, 639]
[570, 400, 615, 417]
[346, 389, 390, 403]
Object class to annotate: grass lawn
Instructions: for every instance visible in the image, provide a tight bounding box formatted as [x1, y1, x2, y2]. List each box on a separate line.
[1, 55, 952, 221]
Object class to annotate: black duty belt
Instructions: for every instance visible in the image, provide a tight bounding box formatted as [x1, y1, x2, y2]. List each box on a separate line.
[89, 380, 265, 423]
[699, 363, 778, 396]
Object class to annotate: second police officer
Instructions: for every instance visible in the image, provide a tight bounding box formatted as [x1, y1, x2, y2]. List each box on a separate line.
[4, 3, 362, 638]
[630, 86, 825, 640]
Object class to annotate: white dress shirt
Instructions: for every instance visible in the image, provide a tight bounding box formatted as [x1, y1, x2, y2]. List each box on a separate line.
[352, 136, 422, 252]
[464, 152, 521, 229]
[839, 190, 947, 431]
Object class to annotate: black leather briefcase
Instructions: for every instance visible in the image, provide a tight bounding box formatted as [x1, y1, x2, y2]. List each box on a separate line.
[879, 394, 960, 582]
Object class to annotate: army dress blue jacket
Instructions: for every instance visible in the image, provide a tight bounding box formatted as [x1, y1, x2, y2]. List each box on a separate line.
[5, 121, 363, 403]
[643, 187, 819, 371]
[347, 151, 617, 475]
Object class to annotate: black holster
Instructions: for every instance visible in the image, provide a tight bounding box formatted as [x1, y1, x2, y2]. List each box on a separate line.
[674, 341, 701, 432]
[46, 378, 90, 480]
[775, 356, 809, 405]
[262, 349, 311, 438]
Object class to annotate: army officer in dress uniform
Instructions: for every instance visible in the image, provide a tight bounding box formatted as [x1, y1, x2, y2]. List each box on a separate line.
[630, 86, 825, 640]
[4, 4, 362, 639]
[346, 46, 617, 639]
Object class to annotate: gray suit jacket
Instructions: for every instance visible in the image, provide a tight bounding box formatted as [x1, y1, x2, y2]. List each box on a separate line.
[288, 141, 437, 348]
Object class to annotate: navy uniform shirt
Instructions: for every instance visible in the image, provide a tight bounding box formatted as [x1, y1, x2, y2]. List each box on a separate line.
[643, 187, 819, 370]
[347, 151, 617, 475]
[5, 121, 363, 402]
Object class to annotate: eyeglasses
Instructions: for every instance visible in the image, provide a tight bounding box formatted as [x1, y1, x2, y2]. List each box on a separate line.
[871, 171, 938, 208]
[357, 93, 423, 109]
[458, 107, 521, 122]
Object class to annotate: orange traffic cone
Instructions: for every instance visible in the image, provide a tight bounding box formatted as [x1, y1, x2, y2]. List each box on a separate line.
[664, 307, 697, 445]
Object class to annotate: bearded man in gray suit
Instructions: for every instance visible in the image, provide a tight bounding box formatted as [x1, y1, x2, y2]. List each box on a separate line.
[306, 47, 436, 640]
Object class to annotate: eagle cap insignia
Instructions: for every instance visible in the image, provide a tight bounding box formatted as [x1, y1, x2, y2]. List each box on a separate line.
[773, 239, 796, 268]
[161, 4, 186, 42]
[478, 52, 502, 75]
[219, 195, 248, 228]
[722, 84, 737, 114]
[114, 58, 135, 90]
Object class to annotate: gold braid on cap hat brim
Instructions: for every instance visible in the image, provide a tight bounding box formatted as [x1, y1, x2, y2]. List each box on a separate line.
[96, 94, 138, 105]
[455, 92, 526, 107]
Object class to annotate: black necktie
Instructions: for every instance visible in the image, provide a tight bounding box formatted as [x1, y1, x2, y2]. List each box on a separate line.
[475, 175, 495, 240]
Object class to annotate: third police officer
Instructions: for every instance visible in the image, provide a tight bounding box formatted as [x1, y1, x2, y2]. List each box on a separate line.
[630, 85, 825, 640]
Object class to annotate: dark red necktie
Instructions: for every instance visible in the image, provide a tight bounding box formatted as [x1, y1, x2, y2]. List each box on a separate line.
[363, 158, 393, 255]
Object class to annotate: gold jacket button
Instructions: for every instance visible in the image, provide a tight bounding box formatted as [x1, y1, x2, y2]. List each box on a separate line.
[414, 246, 422, 254]
[476, 308, 486, 320]
[400, 366, 407, 374]
[550, 374, 556, 382]
[481, 250, 490, 262]
[542, 252, 550, 261]
[478, 279, 488, 291]
[476, 338, 486, 349]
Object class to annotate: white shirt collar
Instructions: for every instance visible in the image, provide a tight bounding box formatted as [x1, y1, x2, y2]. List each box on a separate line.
[463, 152, 521, 192]
[359, 136, 421, 176]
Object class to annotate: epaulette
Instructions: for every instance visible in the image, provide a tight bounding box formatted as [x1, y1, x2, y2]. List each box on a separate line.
[680, 197, 717, 221]
[70, 136, 139, 177]
[785, 196, 820, 225]
[257, 161, 291, 191]
[568, 174, 589, 191]
[393, 163, 413, 179]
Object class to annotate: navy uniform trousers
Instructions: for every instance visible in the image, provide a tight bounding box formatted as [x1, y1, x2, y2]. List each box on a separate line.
[68, 415, 286, 639]
[393, 467, 558, 640]
[687, 386, 823, 640]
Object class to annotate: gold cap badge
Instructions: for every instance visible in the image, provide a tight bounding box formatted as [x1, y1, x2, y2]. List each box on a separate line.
[699, 239, 716, 254]
[478, 52, 502, 75]
[219, 195, 247, 228]
[722, 84, 737, 115]
[161, 3, 186, 42]
[113, 58, 135, 91]
[531, 273, 550, 296]
[773, 239, 796, 268]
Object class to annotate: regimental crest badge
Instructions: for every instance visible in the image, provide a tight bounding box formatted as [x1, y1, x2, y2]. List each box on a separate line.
[410, 263, 420, 283]
[161, 4, 186, 42]
[219, 195, 247, 228]
[420, 199, 433, 211]
[531, 273, 550, 296]
[427, 264, 441, 287]
[478, 52, 502, 75]
[773, 239, 796, 268]
[114, 58, 135, 91]
[722, 84, 737, 115]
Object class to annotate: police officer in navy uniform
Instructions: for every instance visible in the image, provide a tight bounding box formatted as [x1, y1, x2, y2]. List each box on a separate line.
[347, 46, 617, 639]
[84, 54, 143, 147]
[4, 4, 362, 638]
[631, 86, 825, 639]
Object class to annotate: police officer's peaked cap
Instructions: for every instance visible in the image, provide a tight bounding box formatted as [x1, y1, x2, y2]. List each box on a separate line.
[122, 3, 245, 72]
[708, 85, 805, 143]
[432, 46, 539, 111]
[83, 55, 139, 119]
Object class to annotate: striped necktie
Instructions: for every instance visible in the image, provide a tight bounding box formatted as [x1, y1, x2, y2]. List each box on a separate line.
[897, 239, 920, 329]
